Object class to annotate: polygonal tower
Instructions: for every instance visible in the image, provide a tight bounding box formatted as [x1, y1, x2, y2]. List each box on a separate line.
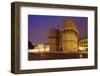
[48, 29, 59, 52]
[61, 18, 78, 53]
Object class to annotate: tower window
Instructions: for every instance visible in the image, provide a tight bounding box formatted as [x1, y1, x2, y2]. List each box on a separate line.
[63, 30, 67, 33]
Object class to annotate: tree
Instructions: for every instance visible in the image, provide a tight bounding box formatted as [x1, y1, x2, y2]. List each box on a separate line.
[28, 41, 35, 49]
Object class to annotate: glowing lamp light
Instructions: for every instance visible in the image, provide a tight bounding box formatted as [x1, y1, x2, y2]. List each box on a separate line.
[29, 46, 50, 53]
[29, 49, 38, 53]
[79, 47, 84, 50]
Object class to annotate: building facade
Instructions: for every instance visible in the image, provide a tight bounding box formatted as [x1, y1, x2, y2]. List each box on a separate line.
[79, 38, 88, 53]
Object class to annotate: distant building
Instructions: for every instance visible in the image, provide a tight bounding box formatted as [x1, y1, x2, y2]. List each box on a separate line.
[37, 44, 49, 52]
[48, 18, 78, 53]
[79, 38, 88, 53]
[29, 43, 49, 53]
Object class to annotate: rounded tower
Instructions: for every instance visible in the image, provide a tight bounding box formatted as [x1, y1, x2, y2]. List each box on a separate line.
[61, 18, 78, 53]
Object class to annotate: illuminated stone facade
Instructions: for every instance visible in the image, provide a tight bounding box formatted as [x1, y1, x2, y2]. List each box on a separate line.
[29, 44, 49, 53]
[48, 18, 78, 53]
[79, 38, 88, 53]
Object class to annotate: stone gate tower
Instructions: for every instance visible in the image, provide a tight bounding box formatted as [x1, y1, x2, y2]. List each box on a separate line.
[61, 18, 78, 53]
[48, 18, 78, 53]
[48, 29, 59, 52]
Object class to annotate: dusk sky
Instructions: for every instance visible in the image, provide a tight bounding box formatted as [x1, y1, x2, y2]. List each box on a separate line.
[28, 15, 88, 45]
